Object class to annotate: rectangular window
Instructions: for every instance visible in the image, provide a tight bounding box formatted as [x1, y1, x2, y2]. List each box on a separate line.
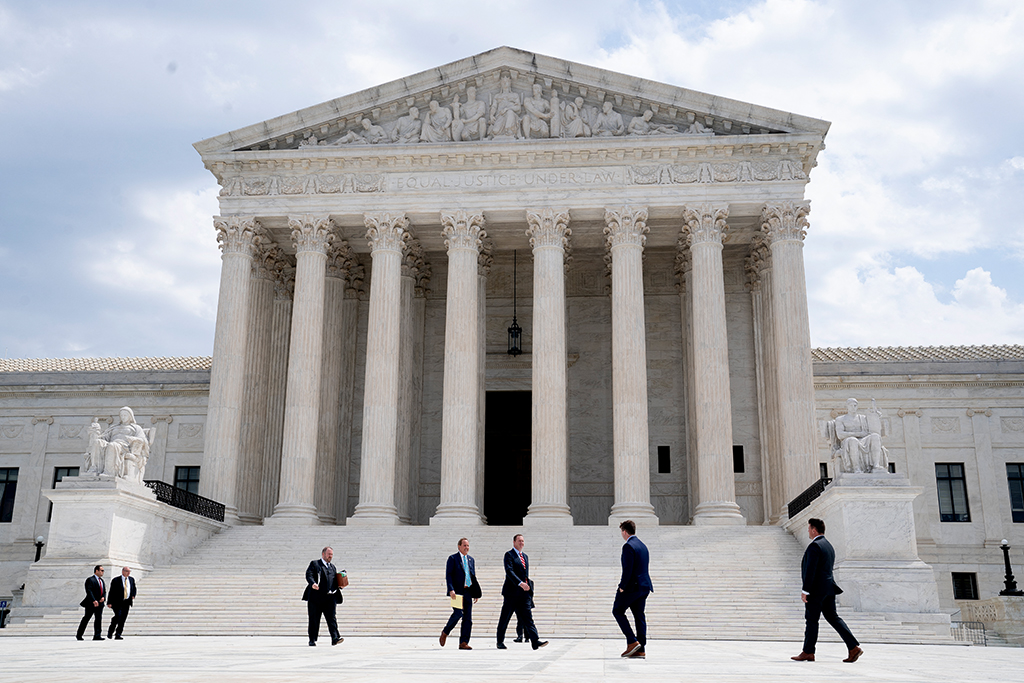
[174, 466, 201, 495]
[48, 466, 80, 522]
[936, 463, 971, 522]
[951, 572, 979, 600]
[657, 446, 670, 474]
[732, 445, 744, 474]
[0, 468, 18, 523]
[820, 463, 829, 480]
[1008, 463, 1024, 523]
[888, 462, 896, 474]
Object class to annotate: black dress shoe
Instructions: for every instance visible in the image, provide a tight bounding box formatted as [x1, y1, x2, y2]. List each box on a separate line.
[513, 637, 523, 643]
[332, 637, 343, 646]
[114, 636, 123, 640]
[533, 640, 548, 650]
[309, 641, 316, 646]
[76, 635, 84, 641]
[93, 636, 105, 641]
[496, 643, 507, 649]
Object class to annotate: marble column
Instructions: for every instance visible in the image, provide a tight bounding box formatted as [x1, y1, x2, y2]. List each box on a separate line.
[605, 207, 658, 525]
[477, 241, 493, 521]
[14, 417, 51, 550]
[236, 240, 280, 525]
[350, 212, 408, 525]
[524, 209, 573, 524]
[432, 210, 485, 524]
[271, 215, 332, 524]
[675, 242, 699, 523]
[761, 202, 819, 507]
[200, 216, 260, 523]
[395, 237, 425, 525]
[683, 203, 744, 525]
[260, 264, 294, 519]
[407, 270, 429, 524]
[314, 238, 356, 525]
[334, 266, 364, 523]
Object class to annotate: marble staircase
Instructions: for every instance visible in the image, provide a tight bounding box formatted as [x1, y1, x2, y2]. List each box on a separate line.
[5, 525, 954, 643]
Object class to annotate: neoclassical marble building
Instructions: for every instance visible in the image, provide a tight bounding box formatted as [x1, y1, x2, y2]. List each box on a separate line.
[190, 47, 828, 528]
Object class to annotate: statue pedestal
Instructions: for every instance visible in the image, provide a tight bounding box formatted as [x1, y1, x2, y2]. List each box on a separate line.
[958, 596, 1024, 646]
[18, 475, 226, 615]
[785, 473, 949, 635]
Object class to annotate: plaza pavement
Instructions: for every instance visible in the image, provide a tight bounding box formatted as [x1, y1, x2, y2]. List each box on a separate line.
[0, 636, 1019, 682]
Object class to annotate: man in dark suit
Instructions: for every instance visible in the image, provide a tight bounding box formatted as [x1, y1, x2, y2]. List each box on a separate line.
[792, 518, 862, 663]
[495, 533, 548, 650]
[440, 537, 481, 650]
[106, 566, 137, 640]
[76, 565, 106, 641]
[613, 520, 652, 659]
[302, 546, 343, 647]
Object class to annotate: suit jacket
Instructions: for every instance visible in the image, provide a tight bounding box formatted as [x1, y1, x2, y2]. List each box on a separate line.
[445, 552, 482, 599]
[302, 559, 339, 603]
[618, 535, 653, 593]
[108, 575, 136, 607]
[501, 549, 534, 599]
[801, 535, 842, 598]
[80, 574, 106, 608]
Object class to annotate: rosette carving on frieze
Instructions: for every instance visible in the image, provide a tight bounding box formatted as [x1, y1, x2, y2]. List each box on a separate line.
[681, 203, 730, 246]
[364, 212, 409, 253]
[603, 206, 649, 250]
[288, 214, 334, 255]
[761, 201, 810, 244]
[214, 216, 260, 257]
[525, 209, 571, 251]
[440, 210, 486, 253]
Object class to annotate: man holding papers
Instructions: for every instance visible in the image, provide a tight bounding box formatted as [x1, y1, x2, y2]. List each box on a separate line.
[440, 537, 481, 650]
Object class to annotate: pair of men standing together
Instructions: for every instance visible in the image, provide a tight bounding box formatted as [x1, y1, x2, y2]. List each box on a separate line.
[439, 521, 651, 658]
[76, 565, 136, 641]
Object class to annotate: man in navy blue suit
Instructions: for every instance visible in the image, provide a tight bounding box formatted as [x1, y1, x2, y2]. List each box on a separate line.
[792, 518, 862, 663]
[495, 533, 548, 650]
[613, 520, 652, 659]
[440, 537, 481, 650]
[76, 565, 106, 641]
[106, 566, 137, 640]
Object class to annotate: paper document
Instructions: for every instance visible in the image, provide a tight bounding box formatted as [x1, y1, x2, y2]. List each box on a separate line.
[450, 594, 463, 610]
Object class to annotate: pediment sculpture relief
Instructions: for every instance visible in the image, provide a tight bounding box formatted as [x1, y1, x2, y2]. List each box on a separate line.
[297, 73, 718, 149]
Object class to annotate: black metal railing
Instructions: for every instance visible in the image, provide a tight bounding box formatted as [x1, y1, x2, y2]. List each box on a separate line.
[787, 477, 833, 519]
[145, 480, 225, 522]
[951, 621, 987, 646]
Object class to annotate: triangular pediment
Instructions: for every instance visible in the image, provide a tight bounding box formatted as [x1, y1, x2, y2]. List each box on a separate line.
[195, 47, 829, 155]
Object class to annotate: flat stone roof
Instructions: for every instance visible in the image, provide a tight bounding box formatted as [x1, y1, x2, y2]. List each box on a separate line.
[0, 356, 212, 373]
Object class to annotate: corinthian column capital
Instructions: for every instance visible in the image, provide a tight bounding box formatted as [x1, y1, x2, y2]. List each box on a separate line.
[214, 216, 261, 257]
[744, 232, 771, 291]
[603, 206, 649, 249]
[440, 210, 485, 253]
[682, 204, 730, 246]
[364, 212, 409, 253]
[526, 209, 571, 250]
[478, 237, 494, 277]
[761, 201, 810, 243]
[288, 215, 333, 254]
[325, 238, 357, 280]
[252, 241, 285, 281]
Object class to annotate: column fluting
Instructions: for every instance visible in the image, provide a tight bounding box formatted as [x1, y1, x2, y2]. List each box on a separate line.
[260, 264, 294, 519]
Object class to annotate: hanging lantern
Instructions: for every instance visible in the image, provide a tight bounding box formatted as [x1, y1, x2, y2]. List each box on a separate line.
[507, 250, 522, 357]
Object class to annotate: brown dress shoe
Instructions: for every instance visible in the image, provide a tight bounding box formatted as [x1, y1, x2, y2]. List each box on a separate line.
[621, 642, 641, 657]
[459, 642, 472, 650]
[439, 631, 447, 647]
[791, 652, 815, 661]
[843, 646, 863, 663]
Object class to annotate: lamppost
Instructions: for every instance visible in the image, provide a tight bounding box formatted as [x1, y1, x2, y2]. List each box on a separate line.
[999, 539, 1024, 597]
[33, 535, 45, 562]
[507, 250, 522, 357]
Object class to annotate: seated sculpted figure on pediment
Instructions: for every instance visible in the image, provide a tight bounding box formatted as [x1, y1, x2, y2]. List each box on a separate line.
[451, 86, 488, 142]
[392, 106, 423, 144]
[488, 74, 522, 139]
[627, 109, 679, 136]
[560, 96, 593, 138]
[420, 100, 454, 143]
[826, 398, 890, 474]
[333, 118, 388, 145]
[592, 101, 625, 137]
[522, 83, 554, 139]
[84, 406, 152, 483]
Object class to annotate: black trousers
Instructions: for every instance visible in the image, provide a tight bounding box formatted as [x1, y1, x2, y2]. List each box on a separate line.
[612, 589, 649, 646]
[77, 602, 103, 639]
[108, 603, 131, 637]
[802, 593, 859, 654]
[496, 593, 539, 645]
[307, 596, 340, 643]
[443, 585, 473, 644]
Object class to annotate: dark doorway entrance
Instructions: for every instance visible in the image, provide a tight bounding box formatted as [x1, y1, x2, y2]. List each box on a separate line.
[484, 391, 531, 525]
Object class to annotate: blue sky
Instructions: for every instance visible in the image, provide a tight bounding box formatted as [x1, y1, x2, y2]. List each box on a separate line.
[1, 0, 1022, 359]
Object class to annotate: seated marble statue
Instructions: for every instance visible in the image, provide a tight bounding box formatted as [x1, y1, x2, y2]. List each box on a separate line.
[592, 101, 625, 137]
[627, 110, 679, 136]
[826, 398, 890, 474]
[488, 74, 522, 139]
[333, 118, 387, 145]
[391, 107, 422, 144]
[451, 87, 487, 141]
[522, 83, 553, 139]
[420, 100, 453, 143]
[84, 406, 151, 482]
[561, 97, 592, 138]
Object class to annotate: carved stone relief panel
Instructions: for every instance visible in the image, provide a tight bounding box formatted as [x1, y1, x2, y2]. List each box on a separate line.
[1001, 417, 1024, 434]
[930, 417, 961, 434]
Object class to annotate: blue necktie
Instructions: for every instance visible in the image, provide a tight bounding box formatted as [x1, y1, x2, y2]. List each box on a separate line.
[462, 555, 471, 587]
